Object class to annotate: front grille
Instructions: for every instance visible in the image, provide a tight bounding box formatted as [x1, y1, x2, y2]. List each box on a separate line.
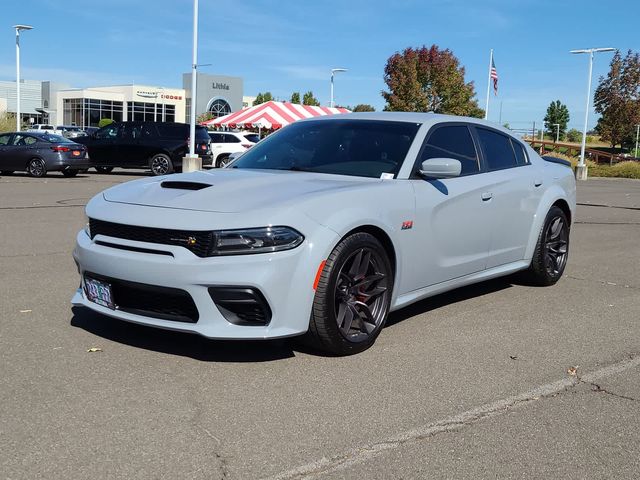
[85, 273, 199, 323]
[89, 218, 214, 257]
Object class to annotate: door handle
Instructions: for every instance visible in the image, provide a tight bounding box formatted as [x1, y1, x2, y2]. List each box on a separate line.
[481, 192, 493, 201]
[534, 179, 543, 187]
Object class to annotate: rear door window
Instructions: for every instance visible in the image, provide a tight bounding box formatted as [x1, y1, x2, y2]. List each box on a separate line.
[477, 128, 518, 171]
[12, 134, 38, 146]
[224, 134, 241, 143]
[421, 125, 479, 175]
[210, 133, 224, 143]
[511, 139, 529, 165]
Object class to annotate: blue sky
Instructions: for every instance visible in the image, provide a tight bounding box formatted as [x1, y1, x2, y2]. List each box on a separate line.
[2, 0, 638, 129]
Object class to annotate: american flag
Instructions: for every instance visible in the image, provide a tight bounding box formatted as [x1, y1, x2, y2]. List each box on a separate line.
[490, 57, 498, 95]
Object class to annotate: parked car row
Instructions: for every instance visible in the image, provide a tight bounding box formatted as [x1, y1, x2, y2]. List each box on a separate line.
[27, 124, 87, 138]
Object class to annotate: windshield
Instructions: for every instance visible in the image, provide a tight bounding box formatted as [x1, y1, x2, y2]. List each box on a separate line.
[232, 120, 420, 178]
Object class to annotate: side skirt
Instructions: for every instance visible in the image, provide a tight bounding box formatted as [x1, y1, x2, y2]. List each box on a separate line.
[391, 260, 530, 312]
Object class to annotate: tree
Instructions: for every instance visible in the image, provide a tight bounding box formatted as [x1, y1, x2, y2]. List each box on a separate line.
[566, 128, 582, 143]
[98, 118, 114, 128]
[543, 100, 570, 140]
[382, 45, 483, 117]
[290, 92, 301, 104]
[303, 91, 320, 106]
[352, 104, 375, 112]
[594, 50, 640, 148]
[253, 92, 274, 106]
[197, 112, 215, 123]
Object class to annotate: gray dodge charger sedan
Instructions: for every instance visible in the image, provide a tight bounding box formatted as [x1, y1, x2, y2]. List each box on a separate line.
[73, 113, 576, 355]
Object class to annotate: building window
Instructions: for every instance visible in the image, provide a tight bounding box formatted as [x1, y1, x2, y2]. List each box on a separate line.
[207, 98, 231, 118]
[127, 101, 175, 122]
[63, 98, 123, 128]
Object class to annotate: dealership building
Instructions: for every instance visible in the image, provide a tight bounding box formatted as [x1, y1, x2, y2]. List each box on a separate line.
[0, 73, 246, 128]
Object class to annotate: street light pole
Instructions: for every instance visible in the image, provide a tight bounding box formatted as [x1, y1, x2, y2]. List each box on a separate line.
[188, 0, 199, 158]
[635, 124, 640, 158]
[553, 123, 560, 143]
[570, 47, 615, 180]
[13, 24, 33, 132]
[330, 68, 347, 108]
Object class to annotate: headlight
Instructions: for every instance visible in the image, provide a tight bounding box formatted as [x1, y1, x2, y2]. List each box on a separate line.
[210, 226, 303, 256]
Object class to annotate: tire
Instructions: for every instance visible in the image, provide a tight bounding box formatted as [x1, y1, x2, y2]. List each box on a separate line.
[522, 206, 570, 286]
[62, 170, 79, 177]
[149, 153, 174, 176]
[27, 158, 47, 178]
[94, 166, 113, 174]
[216, 154, 230, 168]
[306, 232, 393, 355]
[1, 170, 14, 175]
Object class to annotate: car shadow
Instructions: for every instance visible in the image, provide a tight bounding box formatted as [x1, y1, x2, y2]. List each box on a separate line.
[386, 277, 514, 328]
[70, 277, 518, 362]
[70, 306, 296, 362]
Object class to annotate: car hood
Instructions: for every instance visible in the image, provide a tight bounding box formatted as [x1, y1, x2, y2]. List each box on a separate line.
[102, 169, 379, 213]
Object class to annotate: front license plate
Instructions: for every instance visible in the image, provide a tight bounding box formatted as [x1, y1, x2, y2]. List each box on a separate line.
[85, 277, 115, 309]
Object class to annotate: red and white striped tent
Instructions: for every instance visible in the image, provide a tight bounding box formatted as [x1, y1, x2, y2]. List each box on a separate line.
[202, 100, 350, 130]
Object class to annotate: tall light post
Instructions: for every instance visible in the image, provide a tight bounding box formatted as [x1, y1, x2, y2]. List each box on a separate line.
[570, 47, 615, 180]
[553, 123, 560, 143]
[330, 68, 347, 108]
[13, 24, 33, 132]
[635, 124, 640, 158]
[188, 0, 199, 159]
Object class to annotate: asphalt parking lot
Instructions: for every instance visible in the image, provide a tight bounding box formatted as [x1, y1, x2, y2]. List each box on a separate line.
[1, 170, 639, 479]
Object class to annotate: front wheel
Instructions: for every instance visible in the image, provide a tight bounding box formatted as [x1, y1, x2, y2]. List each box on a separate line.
[306, 232, 393, 355]
[522, 206, 570, 286]
[149, 154, 174, 176]
[27, 158, 47, 178]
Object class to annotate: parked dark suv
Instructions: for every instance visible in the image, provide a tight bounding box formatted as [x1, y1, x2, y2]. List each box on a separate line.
[74, 122, 211, 175]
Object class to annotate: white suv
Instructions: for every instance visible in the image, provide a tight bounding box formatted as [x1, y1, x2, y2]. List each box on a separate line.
[208, 131, 258, 167]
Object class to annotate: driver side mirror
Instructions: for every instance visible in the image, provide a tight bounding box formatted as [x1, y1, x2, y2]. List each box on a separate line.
[418, 158, 462, 179]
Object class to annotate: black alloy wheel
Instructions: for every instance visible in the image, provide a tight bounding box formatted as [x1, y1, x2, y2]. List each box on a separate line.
[523, 206, 570, 286]
[150, 154, 174, 176]
[306, 232, 393, 355]
[27, 158, 47, 178]
[543, 215, 569, 277]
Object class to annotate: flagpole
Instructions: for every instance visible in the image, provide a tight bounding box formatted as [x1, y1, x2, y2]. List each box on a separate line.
[484, 49, 493, 120]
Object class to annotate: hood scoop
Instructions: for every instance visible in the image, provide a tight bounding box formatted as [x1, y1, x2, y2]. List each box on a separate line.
[160, 181, 212, 191]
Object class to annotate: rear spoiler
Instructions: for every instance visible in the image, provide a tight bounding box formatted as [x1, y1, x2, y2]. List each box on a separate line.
[542, 156, 572, 168]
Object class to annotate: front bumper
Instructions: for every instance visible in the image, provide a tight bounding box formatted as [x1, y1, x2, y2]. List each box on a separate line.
[72, 223, 338, 339]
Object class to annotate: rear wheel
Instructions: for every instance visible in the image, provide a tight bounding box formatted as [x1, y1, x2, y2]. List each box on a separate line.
[27, 158, 47, 178]
[522, 206, 569, 286]
[62, 170, 79, 177]
[306, 232, 393, 355]
[216, 154, 230, 168]
[149, 153, 174, 176]
[94, 166, 113, 174]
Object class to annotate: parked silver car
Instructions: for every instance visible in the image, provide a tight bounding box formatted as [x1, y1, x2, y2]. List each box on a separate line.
[56, 126, 87, 139]
[73, 113, 576, 355]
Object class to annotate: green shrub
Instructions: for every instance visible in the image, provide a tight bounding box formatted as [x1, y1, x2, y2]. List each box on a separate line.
[98, 118, 114, 128]
[0, 113, 15, 133]
[566, 129, 581, 142]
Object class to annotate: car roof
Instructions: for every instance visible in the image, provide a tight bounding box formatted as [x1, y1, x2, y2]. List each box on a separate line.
[297, 112, 516, 137]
